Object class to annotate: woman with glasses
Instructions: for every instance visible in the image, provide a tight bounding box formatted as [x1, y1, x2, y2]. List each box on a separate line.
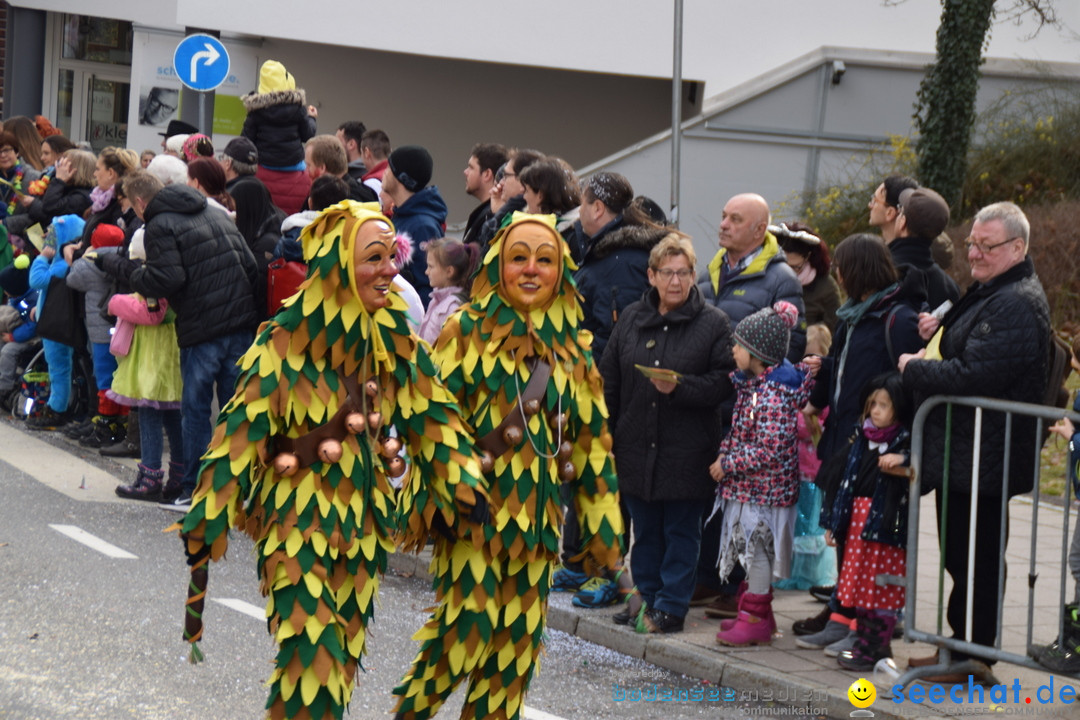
[0, 131, 42, 246]
[599, 233, 735, 634]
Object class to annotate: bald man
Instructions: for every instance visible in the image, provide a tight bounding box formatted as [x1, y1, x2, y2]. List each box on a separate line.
[694, 192, 806, 613]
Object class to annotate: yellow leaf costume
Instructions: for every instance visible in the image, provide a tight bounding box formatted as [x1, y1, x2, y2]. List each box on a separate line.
[178, 202, 487, 720]
[393, 213, 624, 720]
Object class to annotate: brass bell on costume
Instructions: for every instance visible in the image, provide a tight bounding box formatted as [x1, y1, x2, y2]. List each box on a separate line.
[502, 425, 523, 447]
[367, 411, 382, 430]
[382, 436, 403, 458]
[318, 438, 343, 464]
[345, 412, 366, 434]
[522, 398, 541, 416]
[559, 460, 577, 481]
[274, 452, 299, 477]
[387, 456, 406, 476]
[365, 379, 378, 398]
[480, 451, 495, 473]
[557, 440, 573, 461]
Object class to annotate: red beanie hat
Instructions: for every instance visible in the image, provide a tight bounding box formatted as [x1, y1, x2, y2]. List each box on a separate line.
[91, 224, 125, 249]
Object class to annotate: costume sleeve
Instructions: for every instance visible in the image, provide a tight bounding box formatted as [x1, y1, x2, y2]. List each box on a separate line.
[567, 365, 624, 573]
[180, 339, 282, 560]
[386, 321, 489, 554]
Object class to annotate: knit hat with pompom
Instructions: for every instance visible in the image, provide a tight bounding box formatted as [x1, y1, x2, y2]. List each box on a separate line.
[734, 300, 799, 366]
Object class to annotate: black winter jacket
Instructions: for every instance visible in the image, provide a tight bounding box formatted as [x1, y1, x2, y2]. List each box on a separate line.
[575, 220, 667, 363]
[129, 185, 260, 348]
[903, 257, 1050, 497]
[600, 284, 734, 502]
[28, 179, 91, 228]
[241, 89, 316, 168]
[811, 270, 925, 465]
[889, 235, 961, 312]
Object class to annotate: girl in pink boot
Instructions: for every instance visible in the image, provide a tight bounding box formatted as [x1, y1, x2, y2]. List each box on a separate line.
[825, 372, 910, 671]
[710, 301, 814, 647]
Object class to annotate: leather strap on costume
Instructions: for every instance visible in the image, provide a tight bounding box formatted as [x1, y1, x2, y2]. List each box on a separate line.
[274, 371, 369, 468]
[475, 357, 551, 458]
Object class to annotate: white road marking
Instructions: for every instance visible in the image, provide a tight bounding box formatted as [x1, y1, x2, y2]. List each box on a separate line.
[48, 524, 137, 559]
[524, 707, 567, 720]
[212, 597, 267, 621]
[0, 420, 132, 503]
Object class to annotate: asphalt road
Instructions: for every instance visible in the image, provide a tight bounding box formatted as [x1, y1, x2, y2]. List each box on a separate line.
[0, 418, 808, 719]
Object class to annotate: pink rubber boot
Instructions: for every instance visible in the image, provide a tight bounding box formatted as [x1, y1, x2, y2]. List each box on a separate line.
[716, 592, 774, 647]
[720, 587, 775, 636]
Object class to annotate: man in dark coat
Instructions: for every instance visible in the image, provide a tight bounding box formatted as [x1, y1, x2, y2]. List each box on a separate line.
[382, 145, 447, 306]
[124, 171, 260, 511]
[890, 187, 960, 312]
[900, 201, 1050, 681]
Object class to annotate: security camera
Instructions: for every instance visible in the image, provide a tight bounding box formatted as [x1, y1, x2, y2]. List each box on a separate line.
[831, 60, 846, 85]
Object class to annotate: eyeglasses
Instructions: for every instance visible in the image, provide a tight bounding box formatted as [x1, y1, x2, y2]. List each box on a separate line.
[655, 268, 694, 281]
[0, 147, 17, 156]
[964, 236, 1020, 254]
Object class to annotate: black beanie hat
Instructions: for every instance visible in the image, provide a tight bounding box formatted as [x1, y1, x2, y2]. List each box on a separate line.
[387, 145, 433, 192]
[0, 264, 30, 298]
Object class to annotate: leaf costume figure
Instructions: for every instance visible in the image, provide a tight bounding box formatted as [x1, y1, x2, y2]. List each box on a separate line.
[177, 201, 488, 720]
[393, 213, 624, 720]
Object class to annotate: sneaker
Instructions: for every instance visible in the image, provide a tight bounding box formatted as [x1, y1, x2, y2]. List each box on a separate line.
[25, 407, 69, 431]
[642, 609, 684, 634]
[793, 605, 832, 636]
[824, 629, 858, 658]
[612, 606, 634, 626]
[572, 577, 619, 608]
[552, 564, 589, 592]
[795, 620, 852, 649]
[159, 490, 192, 512]
[809, 585, 835, 603]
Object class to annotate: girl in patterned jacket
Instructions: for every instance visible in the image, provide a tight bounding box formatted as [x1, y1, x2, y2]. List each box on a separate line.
[709, 300, 814, 647]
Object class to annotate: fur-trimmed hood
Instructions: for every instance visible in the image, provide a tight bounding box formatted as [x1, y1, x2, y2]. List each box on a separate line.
[242, 88, 306, 112]
[586, 223, 668, 262]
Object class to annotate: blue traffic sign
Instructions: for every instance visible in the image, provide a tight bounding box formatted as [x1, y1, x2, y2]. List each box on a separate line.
[173, 34, 230, 92]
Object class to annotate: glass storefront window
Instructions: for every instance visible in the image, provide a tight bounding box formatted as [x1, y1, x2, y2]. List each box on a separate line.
[87, 78, 130, 153]
[61, 15, 132, 66]
[54, 69, 74, 139]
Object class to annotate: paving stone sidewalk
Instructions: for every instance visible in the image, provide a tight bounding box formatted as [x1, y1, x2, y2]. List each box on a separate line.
[391, 495, 1080, 719]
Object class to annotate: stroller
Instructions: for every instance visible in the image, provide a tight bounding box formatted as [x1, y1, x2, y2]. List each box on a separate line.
[8, 339, 94, 422]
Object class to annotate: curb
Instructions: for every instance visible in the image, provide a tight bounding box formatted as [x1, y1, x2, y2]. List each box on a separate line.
[387, 550, 918, 720]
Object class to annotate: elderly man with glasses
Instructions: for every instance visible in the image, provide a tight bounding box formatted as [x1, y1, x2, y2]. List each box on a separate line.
[898, 201, 1051, 682]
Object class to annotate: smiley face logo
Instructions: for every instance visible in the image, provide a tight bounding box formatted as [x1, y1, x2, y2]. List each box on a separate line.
[848, 678, 876, 709]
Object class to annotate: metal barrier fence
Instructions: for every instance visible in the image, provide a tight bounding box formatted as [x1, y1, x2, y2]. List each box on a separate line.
[898, 394, 1080, 687]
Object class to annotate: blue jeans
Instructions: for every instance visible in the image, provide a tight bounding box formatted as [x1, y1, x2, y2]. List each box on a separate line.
[139, 406, 184, 471]
[179, 330, 252, 493]
[625, 495, 704, 618]
[42, 339, 73, 413]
